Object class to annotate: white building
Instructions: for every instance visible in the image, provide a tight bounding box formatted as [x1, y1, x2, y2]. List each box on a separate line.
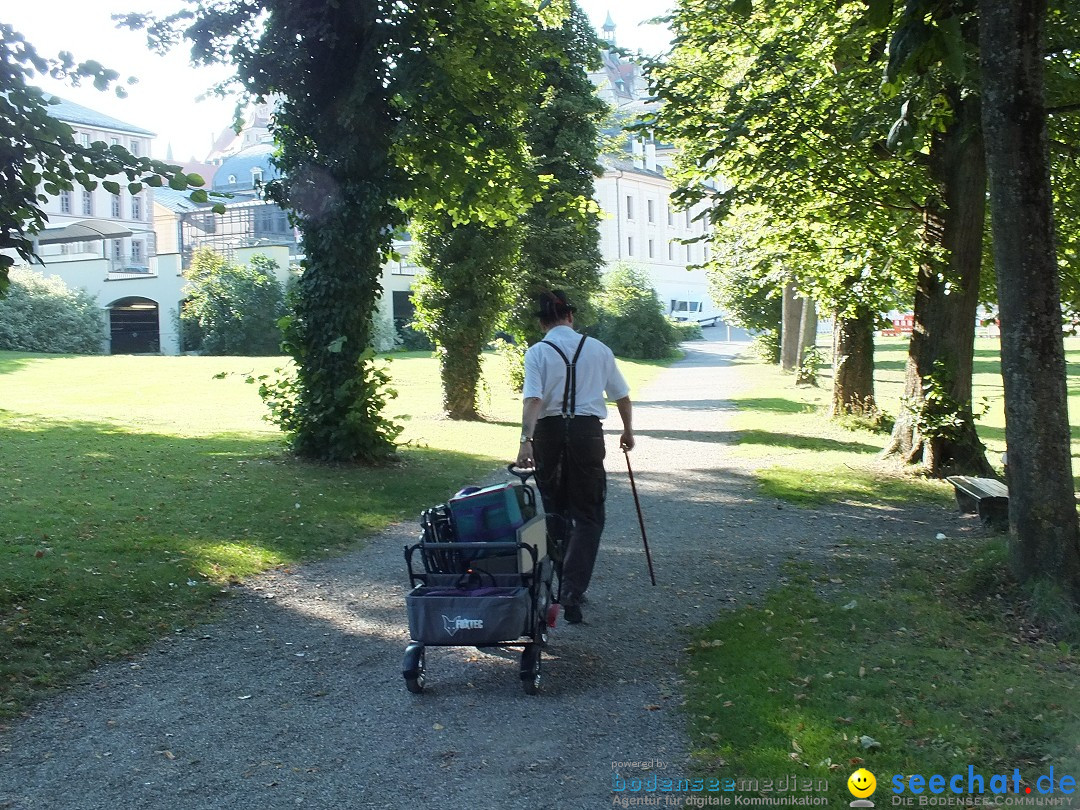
[11, 97, 196, 354]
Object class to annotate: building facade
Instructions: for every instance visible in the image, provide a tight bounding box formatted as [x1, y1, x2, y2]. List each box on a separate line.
[13, 98, 189, 354]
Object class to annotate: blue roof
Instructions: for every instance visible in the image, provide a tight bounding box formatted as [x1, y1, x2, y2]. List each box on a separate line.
[212, 143, 281, 192]
[44, 95, 156, 137]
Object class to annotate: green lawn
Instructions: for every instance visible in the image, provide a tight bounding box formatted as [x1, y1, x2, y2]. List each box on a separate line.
[0, 348, 666, 719]
[682, 337, 1080, 803]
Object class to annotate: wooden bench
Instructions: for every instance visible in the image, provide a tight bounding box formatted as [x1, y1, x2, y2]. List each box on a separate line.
[946, 475, 1009, 529]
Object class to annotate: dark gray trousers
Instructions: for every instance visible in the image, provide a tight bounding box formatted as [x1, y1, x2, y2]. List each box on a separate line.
[533, 416, 606, 606]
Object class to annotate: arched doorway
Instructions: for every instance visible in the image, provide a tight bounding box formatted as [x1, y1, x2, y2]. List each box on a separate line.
[108, 297, 160, 354]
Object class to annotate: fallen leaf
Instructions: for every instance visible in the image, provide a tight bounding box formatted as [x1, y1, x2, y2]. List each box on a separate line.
[433, 723, 444, 730]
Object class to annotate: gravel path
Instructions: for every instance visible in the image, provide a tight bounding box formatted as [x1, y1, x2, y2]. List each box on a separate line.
[0, 338, 966, 809]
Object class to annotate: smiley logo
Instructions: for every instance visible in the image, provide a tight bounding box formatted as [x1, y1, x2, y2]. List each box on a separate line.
[848, 768, 877, 799]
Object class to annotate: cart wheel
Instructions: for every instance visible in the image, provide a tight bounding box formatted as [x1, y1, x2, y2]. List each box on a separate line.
[520, 642, 541, 695]
[403, 643, 426, 694]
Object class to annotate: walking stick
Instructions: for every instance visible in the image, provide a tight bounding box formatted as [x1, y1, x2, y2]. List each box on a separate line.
[623, 448, 657, 586]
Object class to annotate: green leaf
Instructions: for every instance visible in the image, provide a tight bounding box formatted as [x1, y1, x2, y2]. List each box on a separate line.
[102, 181, 121, 195]
[169, 176, 189, 191]
[186, 173, 206, 187]
[731, 0, 752, 17]
[189, 189, 209, 203]
[937, 16, 966, 80]
[127, 182, 143, 195]
[864, 0, 893, 30]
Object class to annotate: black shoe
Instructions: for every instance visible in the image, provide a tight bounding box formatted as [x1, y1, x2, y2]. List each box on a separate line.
[563, 603, 583, 624]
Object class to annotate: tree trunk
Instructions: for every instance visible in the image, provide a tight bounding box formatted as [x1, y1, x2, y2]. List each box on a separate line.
[831, 309, 877, 417]
[883, 95, 993, 477]
[440, 336, 485, 421]
[780, 282, 803, 371]
[291, 207, 397, 461]
[980, 0, 1080, 598]
[798, 298, 818, 362]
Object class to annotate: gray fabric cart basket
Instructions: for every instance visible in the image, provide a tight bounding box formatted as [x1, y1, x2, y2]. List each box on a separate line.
[405, 585, 531, 646]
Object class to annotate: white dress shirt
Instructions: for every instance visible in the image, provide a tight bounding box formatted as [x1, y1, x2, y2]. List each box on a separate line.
[522, 325, 630, 419]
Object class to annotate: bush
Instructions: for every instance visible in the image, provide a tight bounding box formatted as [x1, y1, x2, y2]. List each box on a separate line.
[0, 268, 104, 353]
[591, 264, 679, 359]
[180, 249, 286, 355]
[671, 320, 704, 342]
[396, 323, 434, 351]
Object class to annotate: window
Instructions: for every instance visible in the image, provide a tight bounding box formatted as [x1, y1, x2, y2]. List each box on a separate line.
[252, 167, 264, 184]
[82, 190, 93, 216]
[110, 137, 120, 147]
[76, 132, 89, 147]
[647, 199, 655, 223]
[129, 139, 140, 156]
[131, 240, 143, 263]
[131, 195, 142, 220]
[227, 174, 237, 184]
[111, 194, 121, 218]
[625, 195, 634, 220]
[685, 210, 692, 228]
[671, 300, 702, 315]
[667, 205, 674, 226]
[686, 244, 692, 262]
[60, 191, 72, 214]
[668, 241, 675, 261]
[627, 236, 634, 256]
[648, 239, 655, 258]
[112, 239, 123, 261]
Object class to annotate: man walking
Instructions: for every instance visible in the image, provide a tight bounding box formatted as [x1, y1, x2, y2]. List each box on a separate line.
[515, 290, 634, 624]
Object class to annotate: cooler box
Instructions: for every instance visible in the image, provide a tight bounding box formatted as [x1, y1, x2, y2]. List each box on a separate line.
[448, 482, 534, 543]
[447, 483, 544, 574]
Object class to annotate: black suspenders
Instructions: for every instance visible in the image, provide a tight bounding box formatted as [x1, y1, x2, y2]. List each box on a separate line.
[541, 335, 588, 418]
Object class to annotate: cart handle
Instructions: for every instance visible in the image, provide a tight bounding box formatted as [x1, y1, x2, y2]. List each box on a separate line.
[404, 540, 540, 585]
[506, 463, 535, 484]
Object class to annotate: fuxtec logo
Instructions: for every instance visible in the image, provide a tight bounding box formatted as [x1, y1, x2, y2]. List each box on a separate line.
[891, 767, 1077, 805]
[442, 615, 483, 636]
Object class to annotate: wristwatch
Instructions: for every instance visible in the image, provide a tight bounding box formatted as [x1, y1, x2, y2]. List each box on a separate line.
[520, 434, 532, 444]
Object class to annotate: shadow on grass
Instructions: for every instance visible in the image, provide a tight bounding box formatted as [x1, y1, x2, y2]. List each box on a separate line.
[729, 397, 819, 415]
[737, 429, 882, 454]
[0, 351, 69, 375]
[683, 546, 1079, 804]
[756, 464, 951, 507]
